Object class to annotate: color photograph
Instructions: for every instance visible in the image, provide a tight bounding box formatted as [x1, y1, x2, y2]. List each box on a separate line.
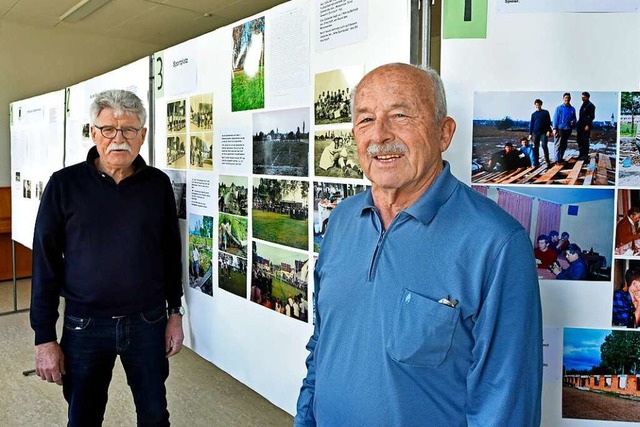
[253, 107, 309, 176]
[218, 213, 248, 258]
[188, 213, 213, 297]
[251, 240, 309, 322]
[314, 129, 362, 179]
[618, 92, 640, 186]
[252, 177, 308, 250]
[218, 250, 248, 299]
[611, 259, 640, 328]
[313, 181, 368, 252]
[231, 16, 265, 112]
[471, 91, 617, 186]
[473, 185, 614, 281]
[314, 66, 363, 125]
[218, 175, 248, 217]
[615, 189, 640, 256]
[563, 327, 640, 422]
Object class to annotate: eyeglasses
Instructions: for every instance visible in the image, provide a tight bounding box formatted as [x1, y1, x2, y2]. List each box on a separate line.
[94, 125, 142, 140]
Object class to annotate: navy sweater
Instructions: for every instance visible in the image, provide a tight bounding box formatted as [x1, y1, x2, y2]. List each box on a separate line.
[31, 147, 182, 345]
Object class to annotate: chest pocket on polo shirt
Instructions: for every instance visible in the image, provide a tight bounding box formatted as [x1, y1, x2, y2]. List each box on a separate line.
[386, 288, 460, 367]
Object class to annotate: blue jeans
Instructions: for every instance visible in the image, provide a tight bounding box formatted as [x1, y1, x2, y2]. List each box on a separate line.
[60, 305, 170, 427]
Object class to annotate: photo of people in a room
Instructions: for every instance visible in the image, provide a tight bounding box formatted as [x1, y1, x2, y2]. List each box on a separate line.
[471, 91, 617, 186]
[251, 240, 308, 322]
[611, 259, 640, 329]
[473, 185, 613, 281]
[615, 189, 640, 256]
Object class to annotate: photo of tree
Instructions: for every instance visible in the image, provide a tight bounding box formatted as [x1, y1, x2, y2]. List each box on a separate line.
[231, 17, 265, 112]
[219, 175, 248, 217]
[252, 177, 308, 250]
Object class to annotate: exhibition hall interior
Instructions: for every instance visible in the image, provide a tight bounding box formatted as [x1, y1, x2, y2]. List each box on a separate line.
[3, 0, 640, 425]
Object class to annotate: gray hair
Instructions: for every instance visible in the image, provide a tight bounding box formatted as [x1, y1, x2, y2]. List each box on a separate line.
[350, 63, 448, 125]
[89, 89, 147, 127]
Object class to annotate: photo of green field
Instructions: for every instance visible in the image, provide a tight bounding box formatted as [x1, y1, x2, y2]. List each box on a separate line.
[231, 17, 265, 112]
[218, 252, 247, 299]
[252, 178, 308, 250]
[251, 240, 309, 322]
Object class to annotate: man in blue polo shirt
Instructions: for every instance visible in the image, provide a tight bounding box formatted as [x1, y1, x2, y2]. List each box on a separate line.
[552, 92, 577, 164]
[295, 63, 542, 426]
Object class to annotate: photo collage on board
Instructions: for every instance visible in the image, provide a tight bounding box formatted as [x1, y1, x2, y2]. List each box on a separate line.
[469, 90, 640, 423]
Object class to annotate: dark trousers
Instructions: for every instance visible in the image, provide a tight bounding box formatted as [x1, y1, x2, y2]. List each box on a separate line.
[576, 126, 591, 158]
[554, 129, 572, 162]
[532, 132, 550, 166]
[60, 305, 170, 427]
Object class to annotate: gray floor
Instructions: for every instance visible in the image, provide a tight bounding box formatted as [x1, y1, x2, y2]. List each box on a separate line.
[0, 280, 293, 426]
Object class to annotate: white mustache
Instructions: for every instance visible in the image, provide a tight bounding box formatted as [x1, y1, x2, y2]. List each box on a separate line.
[366, 141, 409, 156]
[106, 143, 132, 153]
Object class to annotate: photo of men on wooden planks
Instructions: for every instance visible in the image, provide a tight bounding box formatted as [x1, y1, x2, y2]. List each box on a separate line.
[618, 92, 640, 186]
[563, 328, 640, 423]
[252, 177, 308, 251]
[253, 107, 310, 177]
[313, 181, 368, 252]
[471, 91, 617, 186]
[218, 175, 248, 217]
[314, 129, 363, 179]
[615, 189, 640, 257]
[189, 93, 213, 132]
[188, 213, 213, 297]
[314, 66, 363, 125]
[218, 251, 247, 299]
[250, 240, 309, 322]
[231, 16, 265, 112]
[473, 185, 613, 281]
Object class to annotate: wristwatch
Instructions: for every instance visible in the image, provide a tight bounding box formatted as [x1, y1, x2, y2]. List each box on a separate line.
[167, 306, 184, 316]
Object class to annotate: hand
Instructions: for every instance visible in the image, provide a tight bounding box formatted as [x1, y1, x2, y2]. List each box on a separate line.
[585, 125, 590, 131]
[165, 314, 184, 358]
[553, 129, 558, 137]
[528, 135, 532, 141]
[35, 341, 65, 385]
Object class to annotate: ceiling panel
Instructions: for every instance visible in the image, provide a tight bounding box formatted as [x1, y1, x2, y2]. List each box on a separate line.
[150, 0, 245, 14]
[3, 0, 78, 27]
[215, 0, 287, 20]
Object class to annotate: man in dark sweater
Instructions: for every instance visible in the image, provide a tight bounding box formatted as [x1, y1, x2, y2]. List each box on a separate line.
[577, 91, 596, 160]
[528, 98, 552, 166]
[31, 90, 183, 426]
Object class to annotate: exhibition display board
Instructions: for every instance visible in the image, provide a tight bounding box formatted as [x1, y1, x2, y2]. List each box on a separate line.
[441, 0, 640, 425]
[152, 0, 410, 413]
[64, 58, 150, 167]
[9, 90, 65, 248]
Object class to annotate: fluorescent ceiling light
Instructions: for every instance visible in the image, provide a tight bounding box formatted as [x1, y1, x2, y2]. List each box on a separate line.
[59, 0, 112, 23]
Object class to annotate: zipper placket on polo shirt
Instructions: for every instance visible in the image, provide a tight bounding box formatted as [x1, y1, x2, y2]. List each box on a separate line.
[367, 210, 406, 282]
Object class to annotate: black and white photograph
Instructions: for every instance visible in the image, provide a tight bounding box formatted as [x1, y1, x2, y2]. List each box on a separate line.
[253, 107, 309, 177]
[167, 99, 186, 133]
[314, 66, 363, 125]
[314, 129, 362, 179]
[190, 93, 213, 132]
[189, 133, 213, 170]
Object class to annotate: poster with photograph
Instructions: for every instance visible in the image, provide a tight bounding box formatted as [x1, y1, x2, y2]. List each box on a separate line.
[611, 259, 640, 328]
[252, 177, 309, 251]
[188, 213, 214, 297]
[219, 175, 249, 217]
[615, 189, 640, 256]
[166, 99, 187, 169]
[10, 90, 65, 248]
[163, 169, 187, 220]
[314, 129, 363, 178]
[618, 92, 640, 186]
[253, 107, 310, 176]
[231, 16, 265, 112]
[471, 91, 617, 186]
[314, 66, 363, 125]
[312, 181, 368, 252]
[250, 240, 309, 322]
[474, 186, 614, 282]
[563, 328, 640, 423]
